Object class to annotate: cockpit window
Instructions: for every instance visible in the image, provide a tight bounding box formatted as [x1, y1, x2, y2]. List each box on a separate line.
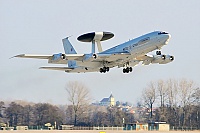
[158, 32, 168, 35]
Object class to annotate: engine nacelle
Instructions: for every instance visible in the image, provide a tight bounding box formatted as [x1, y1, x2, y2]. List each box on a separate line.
[48, 53, 66, 63]
[159, 55, 174, 64]
[61, 54, 66, 60]
[151, 55, 166, 64]
[92, 53, 98, 59]
[53, 53, 66, 60]
[83, 53, 98, 61]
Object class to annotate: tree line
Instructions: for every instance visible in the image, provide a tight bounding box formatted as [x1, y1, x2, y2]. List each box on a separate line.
[0, 101, 135, 127]
[0, 79, 199, 129]
[0, 102, 65, 127]
[140, 79, 200, 129]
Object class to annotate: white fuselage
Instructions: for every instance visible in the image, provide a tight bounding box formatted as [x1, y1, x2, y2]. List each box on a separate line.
[102, 31, 170, 55]
[75, 31, 171, 70]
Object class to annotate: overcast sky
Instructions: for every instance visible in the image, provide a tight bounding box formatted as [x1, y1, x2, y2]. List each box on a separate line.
[0, 0, 200, 105]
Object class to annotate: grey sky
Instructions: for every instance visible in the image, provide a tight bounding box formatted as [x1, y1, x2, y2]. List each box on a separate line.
[0, 0, 200, 105]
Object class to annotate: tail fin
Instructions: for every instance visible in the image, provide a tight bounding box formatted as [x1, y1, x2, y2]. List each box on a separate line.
[62, 37, 77, 67]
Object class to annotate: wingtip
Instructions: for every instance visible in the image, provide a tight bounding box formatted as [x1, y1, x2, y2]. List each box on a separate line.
[39, 67, 45, 69]
[14, 54, 26, 57]
[9, 56, 15, 59]
[9, 54, 25, 59]
[39, 67, 52, 70]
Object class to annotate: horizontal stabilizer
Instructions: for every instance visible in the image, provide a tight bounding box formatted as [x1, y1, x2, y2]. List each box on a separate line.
[39, 66, 73, 71]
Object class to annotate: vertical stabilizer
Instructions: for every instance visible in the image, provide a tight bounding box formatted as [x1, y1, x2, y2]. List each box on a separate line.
[62, 37, 77, 67]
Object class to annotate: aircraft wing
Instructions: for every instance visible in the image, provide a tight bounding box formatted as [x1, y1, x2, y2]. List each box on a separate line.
[14, 53, 162, 66]
[15, 54, 84, 60]
[14, 52, 130, 61]
[14, 54, 52, 59]
[14, 53, 163, 66]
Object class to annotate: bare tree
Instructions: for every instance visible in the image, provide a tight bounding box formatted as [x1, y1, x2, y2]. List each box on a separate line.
[156, 80, 168, 121]
[165, 79, 179, 107]
[142, 81, 156, 119]
[157, 80, 168, 107]
[178, 79, 197, 126]
[33, 103, 63, 127]
[66, 81, 91, 125]
[156, 79, 198, 127]
[5, 102, 24, 126]
[0, 101, 5, 123]
[192, 87, 200, 105]
[164, 79, 179, 126]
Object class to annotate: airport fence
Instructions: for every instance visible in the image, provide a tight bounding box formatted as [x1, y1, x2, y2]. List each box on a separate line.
[0, 126, 123, 131]
[170, 126, 199, 131]
[61, 126, 123, 130]
[92, 126, 123, 130]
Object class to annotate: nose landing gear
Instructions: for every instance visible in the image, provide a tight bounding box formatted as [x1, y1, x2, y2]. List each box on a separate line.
[156, 51, 161, 55]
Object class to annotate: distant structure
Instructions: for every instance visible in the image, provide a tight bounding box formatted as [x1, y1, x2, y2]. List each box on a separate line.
[99, 93, 115, 106]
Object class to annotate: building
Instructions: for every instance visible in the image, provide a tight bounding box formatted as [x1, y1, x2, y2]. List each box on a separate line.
[99, 94, 115, 106]
[124, 123, 148, 131]
[148, 122, 169, 131]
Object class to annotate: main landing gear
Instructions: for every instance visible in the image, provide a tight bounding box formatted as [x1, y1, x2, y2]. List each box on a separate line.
[123, 67, 132, 73]
[122, 62, 133, 73]
[156, 51, 161, 55]
[100, 67, 109, 73]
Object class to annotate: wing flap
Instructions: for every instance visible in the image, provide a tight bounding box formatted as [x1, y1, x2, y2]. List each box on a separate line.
[136, 55, 153, 61]
[95, 52, 131, 62]
[136, 55, 154, 65]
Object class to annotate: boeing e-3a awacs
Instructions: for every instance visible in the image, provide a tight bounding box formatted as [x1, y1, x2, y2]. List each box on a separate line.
[15, 31, 174, 73]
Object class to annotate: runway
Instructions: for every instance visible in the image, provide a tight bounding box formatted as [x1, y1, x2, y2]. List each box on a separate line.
[0, 130, 199, 133]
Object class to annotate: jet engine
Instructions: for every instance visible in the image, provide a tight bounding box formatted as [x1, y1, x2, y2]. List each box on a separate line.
[52, 53, 66, 60]
[151, 55, 166, 64]
[159, 55, 174, 64]
[83, 53, 98, 61]
[48, 53, 66, 63]
[151, 54, 174, 64]
[92, 53, 98, 59]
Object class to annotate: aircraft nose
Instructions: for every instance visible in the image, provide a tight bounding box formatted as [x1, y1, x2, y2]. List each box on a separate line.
[163, 33, 171, 41]
[167, 34, 171, 39]
[164, 34, 171, 44]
